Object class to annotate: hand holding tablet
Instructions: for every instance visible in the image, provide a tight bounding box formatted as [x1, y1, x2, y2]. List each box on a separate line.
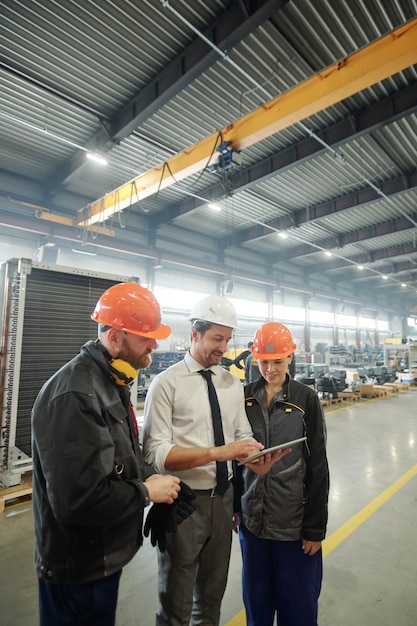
[237, 436, 307, 466]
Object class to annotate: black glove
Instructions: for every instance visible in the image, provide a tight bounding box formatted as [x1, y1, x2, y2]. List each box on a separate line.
[166, 481, 196, 531]
[144, 502, 171, 552]
[143, 481, 197, 552]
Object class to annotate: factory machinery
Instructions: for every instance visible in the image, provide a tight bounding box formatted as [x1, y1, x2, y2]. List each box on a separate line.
[294, 364, 347, 400]
[136, 351, 186, 400]
[294, 362, 397, 399]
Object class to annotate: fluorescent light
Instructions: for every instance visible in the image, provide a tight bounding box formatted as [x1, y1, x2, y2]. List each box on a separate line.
[208, 203, 221, 212]
[357, 265, 364, 270]
[86, 152, 108, 165]
[324, 250, 332, 257]
[401, 283, 407, 287]
[278, 232, 287, 239]
[382, 275, 388, 280]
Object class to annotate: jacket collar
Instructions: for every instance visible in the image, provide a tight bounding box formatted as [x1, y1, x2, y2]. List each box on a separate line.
[250, 372, 291, 401]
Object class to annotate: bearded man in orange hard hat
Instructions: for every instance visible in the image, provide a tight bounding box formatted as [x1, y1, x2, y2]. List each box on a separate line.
[31, 283, 194, 626]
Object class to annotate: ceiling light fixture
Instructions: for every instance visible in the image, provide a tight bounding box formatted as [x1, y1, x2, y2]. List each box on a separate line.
[278, 232, 288, 239]
[382, 275, 388, 280]
[401, 283, 407, 287]
[357, 265, 364, 270]
[324, 250, 332, 257]
[208, 203, 222, 211]
[86, 152, 108, 166]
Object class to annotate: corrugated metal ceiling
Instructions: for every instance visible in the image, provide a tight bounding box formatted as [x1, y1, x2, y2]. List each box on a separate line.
[1, 0, 417, 312]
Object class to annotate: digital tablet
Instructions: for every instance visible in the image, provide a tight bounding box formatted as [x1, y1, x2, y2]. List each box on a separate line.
[237, 436, 307, 466]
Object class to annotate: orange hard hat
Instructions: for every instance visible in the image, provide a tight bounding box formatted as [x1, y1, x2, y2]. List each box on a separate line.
[252, 322, 296, 359]
[91, 283, 171, 339]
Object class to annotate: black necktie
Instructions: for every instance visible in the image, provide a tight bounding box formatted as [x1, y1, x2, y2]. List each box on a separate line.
[199, 369, 229, 496]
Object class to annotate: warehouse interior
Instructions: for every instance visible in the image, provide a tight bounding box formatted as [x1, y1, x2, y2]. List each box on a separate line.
[1, 1, 417, 317]
[1, 1, 417, 625]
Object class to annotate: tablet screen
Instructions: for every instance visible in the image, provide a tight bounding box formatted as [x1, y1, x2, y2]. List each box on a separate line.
[237, 436, 307, 466]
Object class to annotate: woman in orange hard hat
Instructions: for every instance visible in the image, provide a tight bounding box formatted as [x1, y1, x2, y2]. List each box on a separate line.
[236, 321, 330, 626]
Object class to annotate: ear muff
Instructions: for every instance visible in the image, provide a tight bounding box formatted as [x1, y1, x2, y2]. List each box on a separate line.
[108, 359, 139, 386]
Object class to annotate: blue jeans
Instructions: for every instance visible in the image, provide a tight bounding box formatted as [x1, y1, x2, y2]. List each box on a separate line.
[239, 523, 322, 626]
[38, 569, 122, 626]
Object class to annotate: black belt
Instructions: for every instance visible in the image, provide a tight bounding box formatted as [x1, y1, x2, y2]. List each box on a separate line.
[193, 482, 231, 497]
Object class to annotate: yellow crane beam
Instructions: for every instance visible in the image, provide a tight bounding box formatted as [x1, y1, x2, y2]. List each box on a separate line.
[78, 17, 417, 227]
[35, 208, 115, 237]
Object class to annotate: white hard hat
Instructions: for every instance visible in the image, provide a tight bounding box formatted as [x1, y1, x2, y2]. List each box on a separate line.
[187, 294, 239, 329]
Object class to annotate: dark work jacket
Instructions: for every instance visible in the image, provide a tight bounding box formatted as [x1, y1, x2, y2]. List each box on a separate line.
[31, 340, 154, 584]
[237, 375, 329, 542]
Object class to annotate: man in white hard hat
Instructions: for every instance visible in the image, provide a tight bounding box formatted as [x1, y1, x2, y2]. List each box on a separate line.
[143, 295, 289, 626]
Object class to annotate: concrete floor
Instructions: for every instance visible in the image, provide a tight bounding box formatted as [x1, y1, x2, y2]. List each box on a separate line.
[1, 389, 416, 625]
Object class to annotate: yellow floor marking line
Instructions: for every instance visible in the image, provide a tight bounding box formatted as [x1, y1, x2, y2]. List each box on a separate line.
[225, 609, 246, 626]
[224, 462, 417, 626]
[323, 462, 417, 556]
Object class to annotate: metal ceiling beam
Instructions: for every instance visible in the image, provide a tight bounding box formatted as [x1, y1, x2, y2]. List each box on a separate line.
[112, 0, 288, 141]
[78, 17, 417, 227]
[45, 0, 288, 193]
[266, 175, 417, 264]
[351, 259, 417, 280]
[302, 239, 417, 276]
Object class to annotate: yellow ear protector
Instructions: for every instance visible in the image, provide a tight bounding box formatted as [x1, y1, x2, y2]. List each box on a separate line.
[108, 359, 139, 386]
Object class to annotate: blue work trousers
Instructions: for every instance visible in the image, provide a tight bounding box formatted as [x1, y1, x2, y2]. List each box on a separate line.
[239, 523, 322, 626]
[38, 569, 122, 626]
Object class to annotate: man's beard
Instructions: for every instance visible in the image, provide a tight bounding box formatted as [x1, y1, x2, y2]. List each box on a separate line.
[118, 339, 152, 370]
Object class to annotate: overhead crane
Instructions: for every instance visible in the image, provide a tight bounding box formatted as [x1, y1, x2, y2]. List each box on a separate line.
[70, 17, 417, 229]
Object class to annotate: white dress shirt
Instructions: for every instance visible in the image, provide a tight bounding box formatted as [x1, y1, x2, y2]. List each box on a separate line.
[142, 351, 254, 489]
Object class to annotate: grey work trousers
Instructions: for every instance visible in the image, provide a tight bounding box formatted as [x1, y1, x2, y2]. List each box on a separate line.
[155, 485, 233, 626]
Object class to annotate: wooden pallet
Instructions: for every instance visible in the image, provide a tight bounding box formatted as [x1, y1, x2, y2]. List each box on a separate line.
[373, 385, 391, 397]
[382, 384, 399, 393]
[321, 397, 343, 406]
[360, 392, 380, 398]
[0, 474, 32, 513]
[388, 382, 410, 392]
[384, 383, 406, 393]
[339, 391, 361, 402]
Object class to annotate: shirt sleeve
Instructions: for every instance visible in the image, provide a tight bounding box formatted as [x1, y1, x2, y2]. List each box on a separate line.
[230, 379, 256, 441]
[142, 373, 177, 473]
